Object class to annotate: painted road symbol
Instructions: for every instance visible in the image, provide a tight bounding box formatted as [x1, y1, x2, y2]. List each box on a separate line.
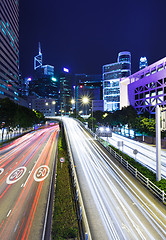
[34, 165, 50, 182]
[0, 168, 4, 175]
[6, 167, 27, 184]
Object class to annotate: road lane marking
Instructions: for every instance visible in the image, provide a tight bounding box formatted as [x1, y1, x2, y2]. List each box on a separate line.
[0, 168, 4, 175]
[23, 159, 41, 188]
[7, 210, 11, 217]
[34, 165, 50, 182]
[14, 220, 19, 232]
[6, 167, 27, 184]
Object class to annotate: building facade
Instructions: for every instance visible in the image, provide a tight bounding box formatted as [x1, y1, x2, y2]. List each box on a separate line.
[75, 74, 102, 114]
[120, 57, 166, 114]
[29, 97, 56, 117]
[93, 100, 106, 112]
[0, 0, 19, 102]
[103, 51, 131, 111]
[41, 65, 54, 76]
[59, 68, 73, 115]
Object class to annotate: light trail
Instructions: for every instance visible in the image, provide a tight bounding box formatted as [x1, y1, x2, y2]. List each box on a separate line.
[63, 117, 166, 240]
[0, 125, 59, 240]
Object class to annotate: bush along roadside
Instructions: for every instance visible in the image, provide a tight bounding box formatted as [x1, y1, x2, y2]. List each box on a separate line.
[107, 143, 166, 193]
[51, 130, 78, 240]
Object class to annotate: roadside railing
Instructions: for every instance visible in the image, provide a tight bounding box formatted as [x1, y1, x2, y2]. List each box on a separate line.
[76, 120, 166, 205]
[97, 137, 166, 204]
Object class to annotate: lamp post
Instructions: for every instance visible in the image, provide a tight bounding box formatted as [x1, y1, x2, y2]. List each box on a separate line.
[82, 96, 89, 116]
[156, 105, 161, 181]
[71, 99, 75, 113]
[92, 100, 93, 132]
[73, 85, 77, 118]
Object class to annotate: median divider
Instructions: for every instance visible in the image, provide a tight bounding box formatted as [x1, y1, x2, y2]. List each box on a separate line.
[63, 123, 92, 240]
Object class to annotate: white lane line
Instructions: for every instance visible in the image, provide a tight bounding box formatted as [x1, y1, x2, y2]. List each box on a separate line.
[14, 220, 19, 232]
[23, 156, 45, 188]
[7, 210, 11, 217]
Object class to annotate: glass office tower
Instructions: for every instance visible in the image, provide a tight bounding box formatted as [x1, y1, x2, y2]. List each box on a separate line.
[139, 57, 148, 70]
[103, 51, 131, 111]
[0, 0, 19, 102]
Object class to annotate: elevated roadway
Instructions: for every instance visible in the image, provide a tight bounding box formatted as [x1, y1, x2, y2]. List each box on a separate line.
[63, 117, 166, 240]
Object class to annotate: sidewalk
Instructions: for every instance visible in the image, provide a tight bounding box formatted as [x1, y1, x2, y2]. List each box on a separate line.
[0, 128, 33, 143]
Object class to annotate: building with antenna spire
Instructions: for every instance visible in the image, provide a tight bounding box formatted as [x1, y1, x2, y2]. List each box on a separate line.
[28, 43, 58, 116]
[34, 42, 54, 77]
[34, 42, 43, 70]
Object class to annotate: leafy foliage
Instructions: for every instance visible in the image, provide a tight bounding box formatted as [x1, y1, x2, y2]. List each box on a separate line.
[156, 179, 166, 192]
[0, 98, 45, 130]
[90, 106, 157, 136]
[109, 144, 165, 192]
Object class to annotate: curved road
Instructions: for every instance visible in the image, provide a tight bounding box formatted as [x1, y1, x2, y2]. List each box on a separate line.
[0, 125, 59, 240]
[63, 117, 166, 240]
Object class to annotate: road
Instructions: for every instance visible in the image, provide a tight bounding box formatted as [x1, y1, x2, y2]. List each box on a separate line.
[63, 117, 166, 240]
[102, 133, 166, 178]
[0, 125, 59, 240]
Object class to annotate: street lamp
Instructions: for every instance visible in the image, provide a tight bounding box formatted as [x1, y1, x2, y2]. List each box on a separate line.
[82, 96, 89, 115]
[71, 99, 75, 104]
[92, 100, 94, 132]
[71, 99, 75, 113]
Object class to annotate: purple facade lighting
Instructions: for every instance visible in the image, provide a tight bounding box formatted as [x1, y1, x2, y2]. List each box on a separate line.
[124, 57, 166, 114]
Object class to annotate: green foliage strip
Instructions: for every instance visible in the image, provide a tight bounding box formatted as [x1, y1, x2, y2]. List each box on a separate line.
[52, 133, 78, 240]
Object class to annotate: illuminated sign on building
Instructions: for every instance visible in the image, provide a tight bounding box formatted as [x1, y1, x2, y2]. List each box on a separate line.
[63, 67, 69, 73]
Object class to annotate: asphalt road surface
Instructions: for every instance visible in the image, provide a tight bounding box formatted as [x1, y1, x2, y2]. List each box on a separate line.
[63, 117, 166, 240]
[0, 125, 59, 240]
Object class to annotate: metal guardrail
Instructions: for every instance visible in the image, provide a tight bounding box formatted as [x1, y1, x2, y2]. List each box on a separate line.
[76, 120, 166, 204]
[63, 123, 92, 240]
[98, 137, 166, 205]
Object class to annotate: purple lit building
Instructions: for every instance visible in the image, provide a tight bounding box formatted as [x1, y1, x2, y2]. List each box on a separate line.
[120, 57, 166, 114]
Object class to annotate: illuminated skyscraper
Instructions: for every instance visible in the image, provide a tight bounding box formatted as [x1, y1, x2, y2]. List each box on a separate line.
[103, 51, 131, 111]
[59, 68, 72, 115]
[139, 57, 148, 70]
[0, 0, 19, 102]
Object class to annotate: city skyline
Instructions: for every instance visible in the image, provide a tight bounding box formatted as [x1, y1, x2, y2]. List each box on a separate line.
[19, 0, 166, 77]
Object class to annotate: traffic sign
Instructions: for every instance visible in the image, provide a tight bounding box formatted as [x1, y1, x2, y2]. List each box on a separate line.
[60, 157, 65, 163]
[133, 149, 138, 155]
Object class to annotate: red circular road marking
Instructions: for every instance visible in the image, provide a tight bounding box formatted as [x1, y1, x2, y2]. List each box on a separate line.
[6, 167, 27, 184]
[34, 165, 50, 182]
[0, 168, 4, 175]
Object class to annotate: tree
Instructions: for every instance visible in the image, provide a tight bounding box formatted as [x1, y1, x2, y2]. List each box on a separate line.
[138, 117, 155, 136]
[0, 98, 17, 140]
[33, 110, 45, 124]
[0, 98, 45, 141]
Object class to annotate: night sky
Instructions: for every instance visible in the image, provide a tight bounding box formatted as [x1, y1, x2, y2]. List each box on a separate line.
[19, 0, 166, 78]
